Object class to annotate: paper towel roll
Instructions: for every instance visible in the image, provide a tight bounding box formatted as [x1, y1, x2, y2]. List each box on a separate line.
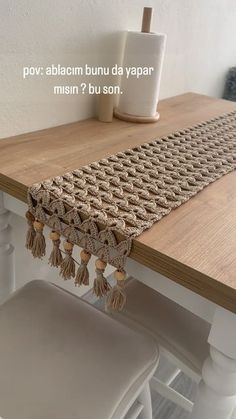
[117, 31, 166, 118]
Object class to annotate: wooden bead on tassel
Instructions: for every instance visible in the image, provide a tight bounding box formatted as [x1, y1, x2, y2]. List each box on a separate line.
[93, 258, 111, 297]
[96, 259, 107, 270]
[50, 231, 60, 241]
[25, 211, 36, 250]
[31, 220, 46, 259]
[63, 240, 73, 251]
[114, 270, 126, 281]
[106, 270, 127, 311]
[75, 249, 91, 286]
[48, 231, 63, 268]
[59, 240, 75, 280]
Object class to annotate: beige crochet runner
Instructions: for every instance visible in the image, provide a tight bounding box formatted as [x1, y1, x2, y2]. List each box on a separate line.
[26, 110, 236, 310]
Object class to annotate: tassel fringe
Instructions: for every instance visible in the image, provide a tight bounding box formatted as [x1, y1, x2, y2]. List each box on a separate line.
[49, 231, 63, 267]
[93, 259, 111, 297]
[25, 211, 36, 250]
[60, 241, 75, 280]
[106, 270, 127, 311]
[31, 221, 46, 259]
[75, 250, 91, 286]
[25, 216, 127, 312]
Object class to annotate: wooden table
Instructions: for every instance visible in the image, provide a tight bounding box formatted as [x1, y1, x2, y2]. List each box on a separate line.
[1, 92, 236, 418]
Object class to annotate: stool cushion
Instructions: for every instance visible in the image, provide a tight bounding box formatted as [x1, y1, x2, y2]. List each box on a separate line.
[111, 278, 210, 376]
[0, 280, 158, 419]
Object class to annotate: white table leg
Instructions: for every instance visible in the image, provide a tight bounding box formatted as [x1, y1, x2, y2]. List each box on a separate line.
[0, 192, 14, 302]
[190, 307, 236, 419]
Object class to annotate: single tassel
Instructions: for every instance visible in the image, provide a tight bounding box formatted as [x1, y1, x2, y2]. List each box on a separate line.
[106, 270, 127, 311]
[31, 220, 46, 259]
[60, 240, 75, 280]
[75, 249, 91, 286]
[93, 258, 111, 297]
[25, 211, 36, 250]
[49, 231, 63, 267]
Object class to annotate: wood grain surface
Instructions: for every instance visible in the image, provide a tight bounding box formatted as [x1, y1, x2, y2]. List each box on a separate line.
[1, 93, 236, 313]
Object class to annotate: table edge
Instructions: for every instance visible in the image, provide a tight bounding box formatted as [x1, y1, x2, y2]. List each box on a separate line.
[131, 240, 236, 315]
[1, 173, 236, 315]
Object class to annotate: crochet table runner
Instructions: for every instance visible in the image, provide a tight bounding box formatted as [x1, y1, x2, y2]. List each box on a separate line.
[26, 110, 236, 310]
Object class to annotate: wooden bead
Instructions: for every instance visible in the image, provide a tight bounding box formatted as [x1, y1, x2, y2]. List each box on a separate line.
[63, 240, 73, 251]
[80, 250, 91, 263]
[33, 220, 44, 231]
[50, 231, 60, 241]
[95, 259, 107, 270]
[114, 270, 126, 281]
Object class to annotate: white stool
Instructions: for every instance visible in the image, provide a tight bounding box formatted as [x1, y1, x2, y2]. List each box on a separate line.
[110, 277, 211, 413]
[0, 280, 159, 419]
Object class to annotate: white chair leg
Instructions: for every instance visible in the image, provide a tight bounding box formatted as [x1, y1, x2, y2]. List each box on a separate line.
[137, 383, 153, 419]
[154, 353, 181, 386]
[125, 401, 144, 419]
[151, 375, 193, 412]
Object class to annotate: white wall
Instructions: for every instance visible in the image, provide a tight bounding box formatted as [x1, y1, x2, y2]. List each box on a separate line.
[1, 0, 236, 290]
[1, 0, 236, 138]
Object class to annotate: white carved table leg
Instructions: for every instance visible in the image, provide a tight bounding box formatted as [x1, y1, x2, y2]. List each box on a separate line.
[0, 192, 15, 302]
[190, 307, 236, 419]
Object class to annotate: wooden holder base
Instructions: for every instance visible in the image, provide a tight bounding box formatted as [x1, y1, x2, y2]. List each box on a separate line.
[114, 108, 160, 124]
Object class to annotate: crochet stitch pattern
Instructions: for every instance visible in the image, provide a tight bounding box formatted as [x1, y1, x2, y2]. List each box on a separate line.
[27, 110, 236, 307]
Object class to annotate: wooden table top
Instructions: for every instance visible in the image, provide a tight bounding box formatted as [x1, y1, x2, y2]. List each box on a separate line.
[1, 92, 236, 313]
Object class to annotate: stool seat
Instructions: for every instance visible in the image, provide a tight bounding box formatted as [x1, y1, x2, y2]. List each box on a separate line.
[111, 278, 210, 376]
[0, 280, 158, 419]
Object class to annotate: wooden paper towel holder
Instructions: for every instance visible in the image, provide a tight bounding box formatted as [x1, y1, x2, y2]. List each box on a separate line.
[114, 7, 160, 123]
